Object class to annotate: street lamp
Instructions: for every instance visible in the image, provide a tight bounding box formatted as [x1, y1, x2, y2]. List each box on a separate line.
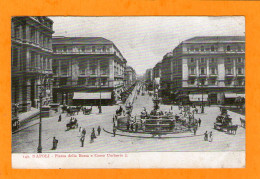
[37, 74, 47, 153]
[37, 91, 43, 153]
[198, 80, 205, 114]
[99, 77, 102, 113]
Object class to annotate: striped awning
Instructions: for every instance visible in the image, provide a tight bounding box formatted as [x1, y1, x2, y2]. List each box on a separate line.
[225, 93, 238, 98]
[189, 94, 208, 101]
[73, 92, 111, 99]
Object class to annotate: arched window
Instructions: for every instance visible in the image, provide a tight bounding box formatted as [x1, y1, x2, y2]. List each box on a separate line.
[211, 45, 215, 51]
[227, 45, 231, 51]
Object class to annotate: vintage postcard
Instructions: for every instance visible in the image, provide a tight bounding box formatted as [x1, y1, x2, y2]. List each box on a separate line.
[11, 16, 245, 168]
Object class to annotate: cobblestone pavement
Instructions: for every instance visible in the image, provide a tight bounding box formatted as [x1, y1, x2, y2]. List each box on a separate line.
[12, 92, 245, 153]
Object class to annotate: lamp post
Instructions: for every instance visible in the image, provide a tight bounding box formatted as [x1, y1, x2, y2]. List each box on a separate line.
[37, 74, 47, 153]
[37, 91, 43, 153]
[197, 78, 205, 114]
[99, 77, 102, 113]
[98, 62, 102, 114]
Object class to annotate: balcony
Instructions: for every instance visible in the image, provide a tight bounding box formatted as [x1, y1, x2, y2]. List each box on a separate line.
[184, 50, 245, 55]
[236, 73, 245, 77]
[209, 73, 218, 77]
[53, 50, 114, 55]
[188, 73, 197, 77]
[22, 39, 53, 53]
[225, 73, 235, 77]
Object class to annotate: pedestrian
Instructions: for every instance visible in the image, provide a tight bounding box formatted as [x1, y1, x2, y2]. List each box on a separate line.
[112, 115, 115, 123]
[79, 127, 82, 135]
[51, 137, 58, 150]
[113, 125, 117, 137]
[126, 121, 130, 131]
[135, 123, 138, 132]
[97, 126, 101, 136]
[198, 118, 201, 127]
[209, 131, 213, 142]
[80, 135, 85, 147]
[204, 131, 208, 141]
[58, 114, 62, 122]
[90, 132, 95, 143]
[130, 123, 134, 131]
[171, 106, 173, 110]
[193, 127, 197, 136]
[92, 128, 96, 138]
[82, 128, 86, 137]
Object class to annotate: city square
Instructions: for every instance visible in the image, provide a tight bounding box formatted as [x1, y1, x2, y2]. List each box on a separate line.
[11, 16, 245, 155]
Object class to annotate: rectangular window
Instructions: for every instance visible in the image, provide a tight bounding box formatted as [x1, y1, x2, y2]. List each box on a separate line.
[189, 67, 196, 75]
[30, 26, 36, 43]
[237, 58, 243, 63]
[61, 69, 68, 76]
[11, 47, 19, 67]
[188, 79, 195, 85]
[208, 79, 216, 85]
[237, 67, 244, 75]
[225, 68, 233, 75]
[200, 67, 206, 75]
[210, 58, 216, 63]
[79, 69, 85, 75]
[200, 58, 205, 63]
[210, 67, 217, 74]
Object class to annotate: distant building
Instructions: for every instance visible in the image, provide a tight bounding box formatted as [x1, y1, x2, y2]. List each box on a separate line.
[145, 68, 153, 90]
[160, 36, 245, 105]
[52, 36, 127, 106]
[153, 61, 162, 89]
[11, 16, 54, 112]
[124, 66, 137, 86]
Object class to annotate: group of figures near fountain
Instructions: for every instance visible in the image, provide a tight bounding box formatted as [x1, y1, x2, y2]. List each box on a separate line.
[115, 85, 202, 137]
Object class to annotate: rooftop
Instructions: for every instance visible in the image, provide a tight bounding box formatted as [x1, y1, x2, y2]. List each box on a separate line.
[183, 36, 245, 43]
[52, 36, 114, 45]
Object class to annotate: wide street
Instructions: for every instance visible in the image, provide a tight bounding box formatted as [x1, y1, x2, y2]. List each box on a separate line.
[12, 90, 245, 153]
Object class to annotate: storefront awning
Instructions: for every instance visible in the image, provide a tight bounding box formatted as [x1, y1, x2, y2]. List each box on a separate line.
[237, 94, 245, 98]
[73, 92, 111, 100]
[225, 93, 238, 98]
[189, 94, 208, 101]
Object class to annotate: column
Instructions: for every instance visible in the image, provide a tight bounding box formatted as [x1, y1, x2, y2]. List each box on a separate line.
[218, 58, 225, 87]
[182, 58, 188, 87]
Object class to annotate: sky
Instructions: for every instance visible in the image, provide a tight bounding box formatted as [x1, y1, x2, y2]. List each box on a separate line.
[49, 16, 245, 76]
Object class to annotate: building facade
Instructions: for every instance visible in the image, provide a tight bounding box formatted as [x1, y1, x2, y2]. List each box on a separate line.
[160, 36, 245, 105]
[52, 36, 127, 106]
[124, 66, 137, 86]
[11, 16, 54, 112]
[153, 61, 162, 90]
[145, 68, 153, 90]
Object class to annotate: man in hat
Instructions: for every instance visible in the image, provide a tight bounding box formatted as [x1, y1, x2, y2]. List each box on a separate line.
[52, 137, 58, 150]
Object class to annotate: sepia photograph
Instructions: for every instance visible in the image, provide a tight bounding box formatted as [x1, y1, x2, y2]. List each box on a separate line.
[11, 16, 245, 168]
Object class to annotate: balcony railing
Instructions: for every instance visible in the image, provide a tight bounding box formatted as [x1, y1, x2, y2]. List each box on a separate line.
[184, 50, 245, 54]
[53, 51, 114, 55]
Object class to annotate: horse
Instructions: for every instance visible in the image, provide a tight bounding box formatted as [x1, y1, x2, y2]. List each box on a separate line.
[240, 118, 245, 128]
[83, 106, 92, 115]
[227, 125, 238, 135]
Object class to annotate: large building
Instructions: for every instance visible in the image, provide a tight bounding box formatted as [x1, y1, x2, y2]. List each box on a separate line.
[124, 66, 137, 86]
[160, 36, 245, 105]
[11, 16, 54, 112]
[145, 68, 153, 90]
[152, 61, 162, 90]
[52, 36, 127, 106]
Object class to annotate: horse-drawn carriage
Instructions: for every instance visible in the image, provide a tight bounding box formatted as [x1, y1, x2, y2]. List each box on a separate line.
[214, 114, 238, 134]
[66, 119, 78, 130]
[240, 117, 245, 128]
[62, 105, 81, 116]
[83, 106, 92, 115]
